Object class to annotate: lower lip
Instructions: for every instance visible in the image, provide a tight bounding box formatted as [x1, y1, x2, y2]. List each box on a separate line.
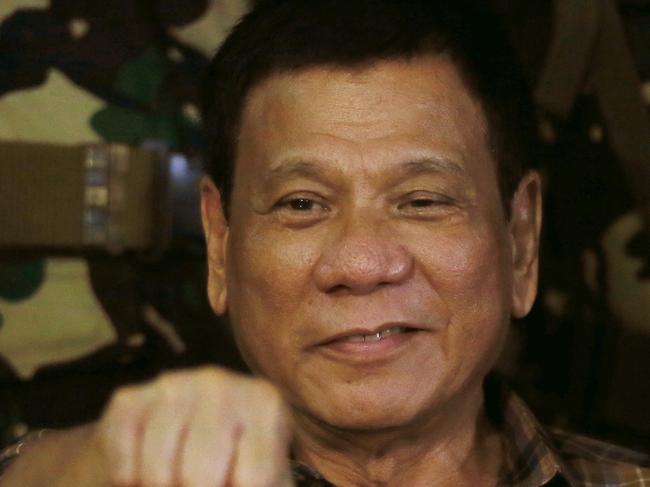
[316, 331, 423, 363]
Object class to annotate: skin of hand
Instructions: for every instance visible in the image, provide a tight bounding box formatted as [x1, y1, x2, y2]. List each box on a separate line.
[1, 367, 295, 487]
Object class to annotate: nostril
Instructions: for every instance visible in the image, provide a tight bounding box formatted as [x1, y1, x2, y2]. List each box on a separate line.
[326, 280, 397, 296]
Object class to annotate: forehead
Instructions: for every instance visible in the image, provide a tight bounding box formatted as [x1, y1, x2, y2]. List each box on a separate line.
[235, 55, 491, 186]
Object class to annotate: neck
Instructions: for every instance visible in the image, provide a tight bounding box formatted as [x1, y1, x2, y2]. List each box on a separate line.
[292, 381, 503, 487]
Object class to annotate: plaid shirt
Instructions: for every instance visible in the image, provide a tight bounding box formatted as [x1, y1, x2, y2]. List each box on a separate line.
[292, 380, 650, 487]
[497, 392, 650, 487]
[2, 384, 648, 486]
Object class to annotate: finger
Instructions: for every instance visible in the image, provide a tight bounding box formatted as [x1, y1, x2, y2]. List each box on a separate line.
[97, 384, 154, 486]
[178, 379, 238, 487]
[139, 376, 195, 486]
[230, 381, 293, 487]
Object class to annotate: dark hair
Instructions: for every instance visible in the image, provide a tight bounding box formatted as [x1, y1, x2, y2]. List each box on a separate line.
[202, 0, 537, 217]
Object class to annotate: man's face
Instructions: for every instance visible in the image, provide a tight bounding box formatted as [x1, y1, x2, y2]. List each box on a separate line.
[203, 55, 540, 429]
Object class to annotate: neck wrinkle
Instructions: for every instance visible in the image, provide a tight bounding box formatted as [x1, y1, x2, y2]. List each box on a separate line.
[291, 381, 502, 486]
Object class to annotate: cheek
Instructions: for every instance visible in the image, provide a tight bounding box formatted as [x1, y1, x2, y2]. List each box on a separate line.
[409, 220, 512, 356]
[224, 222, 322, 369]
[412, 217, 510, 289]
[228, 223, 315, 303]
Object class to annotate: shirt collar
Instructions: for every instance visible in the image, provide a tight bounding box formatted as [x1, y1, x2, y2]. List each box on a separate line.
[493, 377, 577, 487]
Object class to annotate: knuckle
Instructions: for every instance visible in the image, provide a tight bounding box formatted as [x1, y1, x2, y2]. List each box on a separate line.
[98, 391, 136, 443]
[166, 366, 230, 395]
[154, 372, 183, 400]
[195, 364, 228, 384]
[196, 366, 240, 401]
[107, 386, 138, 414]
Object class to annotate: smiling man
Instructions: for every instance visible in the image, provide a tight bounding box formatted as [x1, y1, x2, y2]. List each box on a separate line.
[2, 1, 649, 486]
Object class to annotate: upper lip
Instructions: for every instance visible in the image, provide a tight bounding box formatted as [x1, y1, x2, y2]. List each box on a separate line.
[314, 322, 425, 346]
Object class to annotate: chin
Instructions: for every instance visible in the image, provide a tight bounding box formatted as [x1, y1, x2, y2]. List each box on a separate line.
[301, 383, 433, 432]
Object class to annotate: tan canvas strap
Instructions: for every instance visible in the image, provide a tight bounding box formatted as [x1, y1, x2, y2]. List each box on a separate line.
[0, 142, 168, 253]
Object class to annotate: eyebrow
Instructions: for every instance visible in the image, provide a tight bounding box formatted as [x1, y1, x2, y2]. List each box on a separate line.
[260, 154, 463, 188]
[261, 159, 331, 189]
[397, 156, 464, 179]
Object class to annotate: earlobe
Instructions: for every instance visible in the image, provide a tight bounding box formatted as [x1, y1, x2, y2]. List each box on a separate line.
[509, 171, 543, 318]
[200, 176, 229, 315]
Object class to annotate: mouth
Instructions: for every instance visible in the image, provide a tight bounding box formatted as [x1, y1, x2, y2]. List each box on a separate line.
[323, 325, 418, 345]
[313, 323, 426, 362]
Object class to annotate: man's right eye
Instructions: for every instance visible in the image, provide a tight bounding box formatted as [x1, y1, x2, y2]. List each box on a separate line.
[271, 196, 330, 226]
[288, 198, 317, 211]
[275, 196, 329, 213]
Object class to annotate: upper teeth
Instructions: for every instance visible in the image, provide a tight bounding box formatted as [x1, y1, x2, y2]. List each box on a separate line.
[343, 326, 406, 343]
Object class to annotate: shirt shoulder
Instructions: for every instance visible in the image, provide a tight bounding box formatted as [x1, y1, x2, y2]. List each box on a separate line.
[550, 429, 650, 486]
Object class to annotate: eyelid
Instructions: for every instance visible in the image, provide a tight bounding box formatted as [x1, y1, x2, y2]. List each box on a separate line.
[396, 190, 455, 208]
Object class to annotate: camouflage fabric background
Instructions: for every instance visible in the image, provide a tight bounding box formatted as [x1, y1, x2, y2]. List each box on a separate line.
[0, 0, 249, 447]
[0, 0, 648, 451]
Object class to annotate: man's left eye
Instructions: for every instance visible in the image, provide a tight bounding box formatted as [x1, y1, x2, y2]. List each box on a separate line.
[398, 193, 452, 210]
[404, 198, 438, 208]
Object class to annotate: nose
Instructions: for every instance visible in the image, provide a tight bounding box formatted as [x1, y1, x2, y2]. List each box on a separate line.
[313, 214, 414, 294]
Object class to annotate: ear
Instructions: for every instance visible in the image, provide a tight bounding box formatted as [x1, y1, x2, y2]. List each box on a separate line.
[509, 171, 543, 318]
[200, 176, 229, 315]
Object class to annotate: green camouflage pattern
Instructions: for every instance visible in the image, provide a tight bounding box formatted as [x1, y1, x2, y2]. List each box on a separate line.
[0, 0, 249, 444]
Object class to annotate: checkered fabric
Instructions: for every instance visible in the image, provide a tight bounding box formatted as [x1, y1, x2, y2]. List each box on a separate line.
[498, 391, 650, 487]
[291, 382, 650, 487]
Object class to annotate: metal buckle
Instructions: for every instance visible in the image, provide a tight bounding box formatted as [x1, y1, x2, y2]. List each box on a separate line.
[82, 144, 130, 253]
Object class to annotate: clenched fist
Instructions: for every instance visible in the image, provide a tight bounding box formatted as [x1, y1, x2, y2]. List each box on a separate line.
[2, 367, 295, 487]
